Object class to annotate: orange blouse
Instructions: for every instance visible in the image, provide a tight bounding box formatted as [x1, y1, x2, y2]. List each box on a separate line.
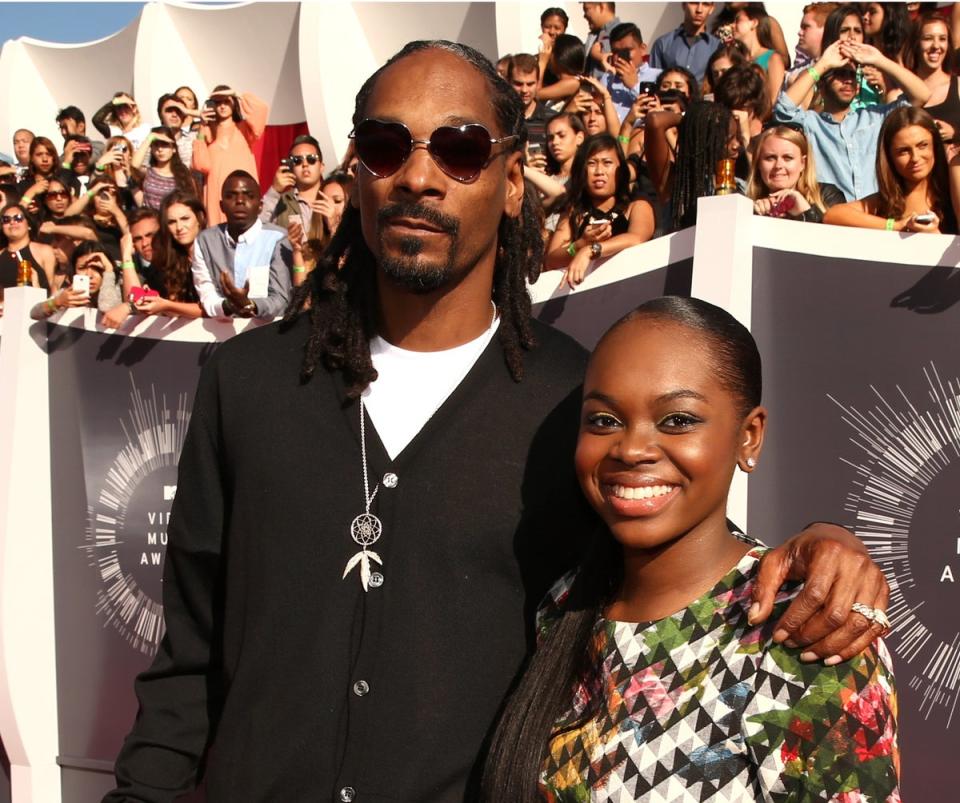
[192, 92, 269, 226]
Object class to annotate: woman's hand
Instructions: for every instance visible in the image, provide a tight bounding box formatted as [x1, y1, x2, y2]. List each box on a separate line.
[582, 221, 612, 244]
[39, 220, 56, 234]
[27, 177, 50, 198]
[902, 210, 940, 233]
[311, 192, 339, 227]
[626, 93, 659, 126]
[134, 296, 170, 316]
[770, 188, 810, 216]
[563, 247, 594, 289]
[538, 31, 554, 55]
[57, 287, 92, 309]
[524, 143, 548, 172]
[95, 150, 122, 172]
[287, 219, 305, 251]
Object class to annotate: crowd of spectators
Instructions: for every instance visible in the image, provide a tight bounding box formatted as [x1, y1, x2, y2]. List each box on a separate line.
[3, 1, 960, 310]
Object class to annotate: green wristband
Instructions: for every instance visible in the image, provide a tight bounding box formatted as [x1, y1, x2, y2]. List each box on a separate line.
[121, 260, 136, 270]
[292, 266, 306, 274]
[885, 217, 894, 231]
[22, 195, 32, 204]
[617, 135, 630, 145]
[807, 66, 821, 82]
[566, 242, 577, 257]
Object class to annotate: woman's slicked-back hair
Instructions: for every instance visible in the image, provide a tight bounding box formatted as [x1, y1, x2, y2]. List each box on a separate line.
[550, 33, 587, 77]
[283, 40, 544, 398]
[605, 296, 762, 415]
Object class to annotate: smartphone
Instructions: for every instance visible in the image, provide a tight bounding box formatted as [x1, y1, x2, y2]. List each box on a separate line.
[72, 274, 90, 295]
[280, 158, 294, 172]
[528, 142, 543, 156]
[587, 216, 610, 226]
[614, 48, 631, 62]
[914, 212, 936, 225]
[638, 81, 658, 96]
[579, 78, 594, 94]
[129, 286, 159, 304]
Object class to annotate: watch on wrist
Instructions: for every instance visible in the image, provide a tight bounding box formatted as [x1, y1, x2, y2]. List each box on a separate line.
[590, 241, 602, 259]
[222, 298, 236, 316]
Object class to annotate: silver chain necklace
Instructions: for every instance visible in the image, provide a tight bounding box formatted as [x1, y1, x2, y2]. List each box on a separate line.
[342, 301, 498, 591]
[342, 398, 383, 591]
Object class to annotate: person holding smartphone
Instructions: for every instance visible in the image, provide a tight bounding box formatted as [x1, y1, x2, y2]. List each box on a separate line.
[601, 23, 662, 123]
[544, 133, 655, 287]
[824, 105, 957, 233]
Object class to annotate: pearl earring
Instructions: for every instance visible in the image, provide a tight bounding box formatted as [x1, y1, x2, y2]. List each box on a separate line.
[746, 457, 757, 468]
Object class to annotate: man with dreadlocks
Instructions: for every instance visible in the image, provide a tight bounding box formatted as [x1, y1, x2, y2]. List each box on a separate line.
[107, 40, 889, 803]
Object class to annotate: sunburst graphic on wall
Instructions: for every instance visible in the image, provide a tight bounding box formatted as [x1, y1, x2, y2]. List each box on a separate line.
[829, 362, 960, 729]
[80, 374, 191, 656]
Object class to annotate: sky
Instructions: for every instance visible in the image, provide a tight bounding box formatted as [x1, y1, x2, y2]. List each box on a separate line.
[1, 3, 147, 45]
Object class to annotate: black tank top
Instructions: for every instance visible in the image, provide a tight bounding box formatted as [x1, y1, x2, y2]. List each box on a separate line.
[927, 75, 960, 134]
[0, 246, 49, 290]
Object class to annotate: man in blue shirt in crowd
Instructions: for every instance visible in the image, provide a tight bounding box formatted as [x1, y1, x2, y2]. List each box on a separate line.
[649, 2, 720, 84]
[191, 170, 292, 318]
[602, 22, 661, 122]
[774, 38, 929, 201]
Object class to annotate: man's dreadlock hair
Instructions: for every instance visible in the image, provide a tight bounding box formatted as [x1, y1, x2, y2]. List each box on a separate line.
[281, 40, 544, 398]
[670, 101, 734, 232]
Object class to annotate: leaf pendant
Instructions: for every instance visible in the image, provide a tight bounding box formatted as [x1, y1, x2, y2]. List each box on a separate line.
[342, 547, 382, 592]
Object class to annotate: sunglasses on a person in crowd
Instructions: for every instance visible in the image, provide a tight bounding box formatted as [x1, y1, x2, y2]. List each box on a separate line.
[151, 140, 175, 148]
[1, 214, 25, 224]
[46, 190, 69, 199]
[288, 153, 321, 166]
[349, 119, 517, 183]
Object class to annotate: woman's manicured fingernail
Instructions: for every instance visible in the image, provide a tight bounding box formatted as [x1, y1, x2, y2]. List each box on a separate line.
[800, 651, 818, 662]
[772, 629, 789, 643]
[824, 655, 842, 666]
[784, 639, 798, 649]
[747, 603, 760, 623]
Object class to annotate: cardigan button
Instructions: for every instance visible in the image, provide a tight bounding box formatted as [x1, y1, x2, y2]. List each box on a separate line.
[382, 472, 398, 488]
[339, 787, 356, 802]
[369, 572, 384, 588]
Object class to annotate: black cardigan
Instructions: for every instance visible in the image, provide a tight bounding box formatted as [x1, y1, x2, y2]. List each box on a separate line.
[107, 314, 595, 803]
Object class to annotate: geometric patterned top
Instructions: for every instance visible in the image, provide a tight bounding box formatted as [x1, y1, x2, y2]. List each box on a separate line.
[538, 543, 900, 802]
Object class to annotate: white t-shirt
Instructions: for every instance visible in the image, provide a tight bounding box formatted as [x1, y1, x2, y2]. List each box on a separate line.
[363, 313, 500, 459]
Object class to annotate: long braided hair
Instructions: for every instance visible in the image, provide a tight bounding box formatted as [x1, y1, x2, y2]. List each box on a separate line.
[670, 101, 734, 232]
[281, 40, 545, 398]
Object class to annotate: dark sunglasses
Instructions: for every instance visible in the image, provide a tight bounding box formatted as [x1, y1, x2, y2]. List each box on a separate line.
[349, 119, 517, 182]
[288, 153, 321, 166]
[46, 190, 70, 199]
[1, 214, 25, 224]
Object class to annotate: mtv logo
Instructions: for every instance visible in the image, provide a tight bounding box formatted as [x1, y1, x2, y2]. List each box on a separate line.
[163, 485, 178, 501]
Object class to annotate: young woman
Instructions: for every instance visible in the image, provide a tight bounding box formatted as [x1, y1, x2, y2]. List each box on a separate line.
[481, 296, 899, 802]
[17, 136, 75, 213]
[747, 126, 845, 222]
[90, 135, 142, 210]
[66, 242, 124, 312]
[92, 92, 151, 149]
[825, 105, 957, 233]
[703, 41, 751, 99]
[862, 2, 912, 63]
[645, 101, 743, 231]
[126, 191, 205, 318]
[0, 201, 56, 290]
[538, 35, 586, 104]
[63, 175, 130, 263]
[732, 5, 786, 112]
[544, 134, 654, 288]
[132, 126, 199, 210]
[545, 113, 586, 181]
[906, 13, 960, 147]
[38, 177, 73, 223]
[192, 85, 269, 226]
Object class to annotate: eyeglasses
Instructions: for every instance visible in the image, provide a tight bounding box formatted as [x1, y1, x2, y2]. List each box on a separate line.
[288, 153, 321, 166]
[1, 214, 25, 224]
[46, 190, 69, 199]
[349, 119, 518, 182]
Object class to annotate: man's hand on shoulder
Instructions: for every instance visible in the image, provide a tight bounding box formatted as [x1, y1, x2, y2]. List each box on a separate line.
[751, 522, 889, 665]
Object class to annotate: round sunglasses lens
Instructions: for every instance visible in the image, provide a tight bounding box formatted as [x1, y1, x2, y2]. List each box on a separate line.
[430, 125, 492, 181]
[356, 121, 410, 177]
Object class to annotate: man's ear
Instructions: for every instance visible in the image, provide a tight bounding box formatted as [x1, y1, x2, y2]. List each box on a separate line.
[503, 151, 524, 219]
